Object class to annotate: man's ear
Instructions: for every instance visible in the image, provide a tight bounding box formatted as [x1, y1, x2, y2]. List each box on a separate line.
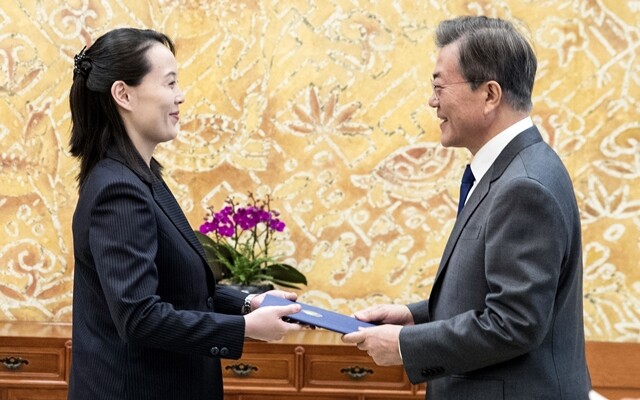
[111, 80, 133, 111]
[484, 80, 502, 113]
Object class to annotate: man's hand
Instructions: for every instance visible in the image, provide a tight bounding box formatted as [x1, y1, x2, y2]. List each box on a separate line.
[352, 304, 415, 326]
[342, 324, 404, 366]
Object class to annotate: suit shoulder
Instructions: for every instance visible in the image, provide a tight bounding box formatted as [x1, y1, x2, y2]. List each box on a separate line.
[87, 158, 143, 185]
[79, 159, 150, 199]
[520, 143, 573, 183]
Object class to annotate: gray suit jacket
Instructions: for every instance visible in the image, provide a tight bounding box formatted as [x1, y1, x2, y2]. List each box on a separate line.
[399, 127, 591, 399]
[68, 148, 247, 400]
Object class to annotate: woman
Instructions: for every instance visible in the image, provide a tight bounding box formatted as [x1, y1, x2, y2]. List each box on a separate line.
[68, 28, 301, 400]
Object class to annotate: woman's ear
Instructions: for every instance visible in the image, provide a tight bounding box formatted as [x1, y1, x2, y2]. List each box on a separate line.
[484, 80, 502, 113]
[111, 80, 133, 111]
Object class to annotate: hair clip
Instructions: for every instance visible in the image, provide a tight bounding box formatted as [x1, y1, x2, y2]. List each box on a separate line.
[73, 46, 92, 77]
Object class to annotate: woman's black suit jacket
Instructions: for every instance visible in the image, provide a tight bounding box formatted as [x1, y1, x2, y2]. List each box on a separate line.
[68, 149, 247, 400]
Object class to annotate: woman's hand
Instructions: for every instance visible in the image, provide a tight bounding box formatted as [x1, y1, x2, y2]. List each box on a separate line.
[249, 290, 297, 312]
[243, 303, 302, 341]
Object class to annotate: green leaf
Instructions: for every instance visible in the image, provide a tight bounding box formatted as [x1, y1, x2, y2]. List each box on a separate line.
[194, 231, 307, 288]
[264, 264, 307, 285]
[194, 231, 232, 280]
[268, 279, 303, 290]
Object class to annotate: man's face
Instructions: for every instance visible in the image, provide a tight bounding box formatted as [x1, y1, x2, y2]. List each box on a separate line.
[428, 43, 487, 154]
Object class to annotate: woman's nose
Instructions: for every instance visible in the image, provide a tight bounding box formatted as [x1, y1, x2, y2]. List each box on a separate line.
[176, 88, 185, 104]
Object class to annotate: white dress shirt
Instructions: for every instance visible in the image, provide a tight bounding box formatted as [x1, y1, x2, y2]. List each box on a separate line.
[466, 117, 533, 202]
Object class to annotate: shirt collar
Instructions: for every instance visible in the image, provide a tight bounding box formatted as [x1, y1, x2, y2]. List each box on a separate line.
[469, 116, 533, 185]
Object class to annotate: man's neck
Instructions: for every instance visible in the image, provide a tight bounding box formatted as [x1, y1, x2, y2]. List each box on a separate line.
[471, 108, 529, 155]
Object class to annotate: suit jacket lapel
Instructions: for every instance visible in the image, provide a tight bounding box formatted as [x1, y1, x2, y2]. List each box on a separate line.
[431, 127, 544, 295]
[105, 147, 207, 263]
[150, 179, 207, 262]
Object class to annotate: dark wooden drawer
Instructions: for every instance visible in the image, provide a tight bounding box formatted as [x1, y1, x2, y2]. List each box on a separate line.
[221, 352, 297, 390]
[0, 345, 66, 386]
[303, 353, 412, 392]
[363, 397, 422, 400]
[4, 388, 68, 400]
[241, 395, 358, 400]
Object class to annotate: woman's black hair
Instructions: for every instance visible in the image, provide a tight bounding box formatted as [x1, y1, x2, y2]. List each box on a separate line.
[69, 28, 176, 189]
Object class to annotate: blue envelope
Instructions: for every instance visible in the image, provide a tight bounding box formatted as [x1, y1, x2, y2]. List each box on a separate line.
[259, 295, 376, 334]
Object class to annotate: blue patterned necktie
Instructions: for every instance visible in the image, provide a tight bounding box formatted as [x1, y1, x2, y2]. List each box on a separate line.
[458, 164, 475, 216]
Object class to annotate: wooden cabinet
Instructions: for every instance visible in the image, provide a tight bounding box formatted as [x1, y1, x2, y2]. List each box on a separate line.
[222, 344, 300, 394]
[586, 341, 640, 400]
[1, 322, 639, 399]
[0, 322, 71, 400]
[221, 330, 423, 399]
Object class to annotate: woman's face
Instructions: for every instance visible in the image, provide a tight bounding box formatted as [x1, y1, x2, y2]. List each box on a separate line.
[124, 43, 184, 158]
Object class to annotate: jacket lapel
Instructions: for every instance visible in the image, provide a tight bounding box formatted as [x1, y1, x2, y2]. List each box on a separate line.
[150, 179, 207, 262]
[431, 127, 544, 294]
[105, 147, 207, 263]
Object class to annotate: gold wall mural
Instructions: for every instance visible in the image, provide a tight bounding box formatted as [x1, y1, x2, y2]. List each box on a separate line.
[0, 0, 638, 342]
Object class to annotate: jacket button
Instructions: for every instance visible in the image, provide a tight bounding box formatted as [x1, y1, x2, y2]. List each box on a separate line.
[207, 297, 214, 309]
[210, 347, 220, 356]
[220, 347, 229, 357]
[421, 367, 443, 377]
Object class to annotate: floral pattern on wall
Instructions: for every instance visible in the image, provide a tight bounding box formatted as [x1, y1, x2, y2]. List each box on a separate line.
[0, 0, 638, 342]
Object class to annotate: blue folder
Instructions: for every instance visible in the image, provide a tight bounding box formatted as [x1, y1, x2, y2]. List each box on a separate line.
[259, 295, 376, 334]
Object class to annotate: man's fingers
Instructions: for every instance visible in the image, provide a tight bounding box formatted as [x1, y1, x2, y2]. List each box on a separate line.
[353, 306, 387, 323]
[342, 331, 365, 344]
[353, 310, 369, 321]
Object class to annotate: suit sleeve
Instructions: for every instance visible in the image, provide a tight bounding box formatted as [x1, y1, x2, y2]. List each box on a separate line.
[213, 285, 248, 315]
[400, 176, 567, 383]
[89, 179, 246, 359]
[407, 300, 430, 324]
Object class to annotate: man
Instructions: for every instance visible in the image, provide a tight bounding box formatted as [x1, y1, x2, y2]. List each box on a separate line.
[343, 16, 591, 399]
